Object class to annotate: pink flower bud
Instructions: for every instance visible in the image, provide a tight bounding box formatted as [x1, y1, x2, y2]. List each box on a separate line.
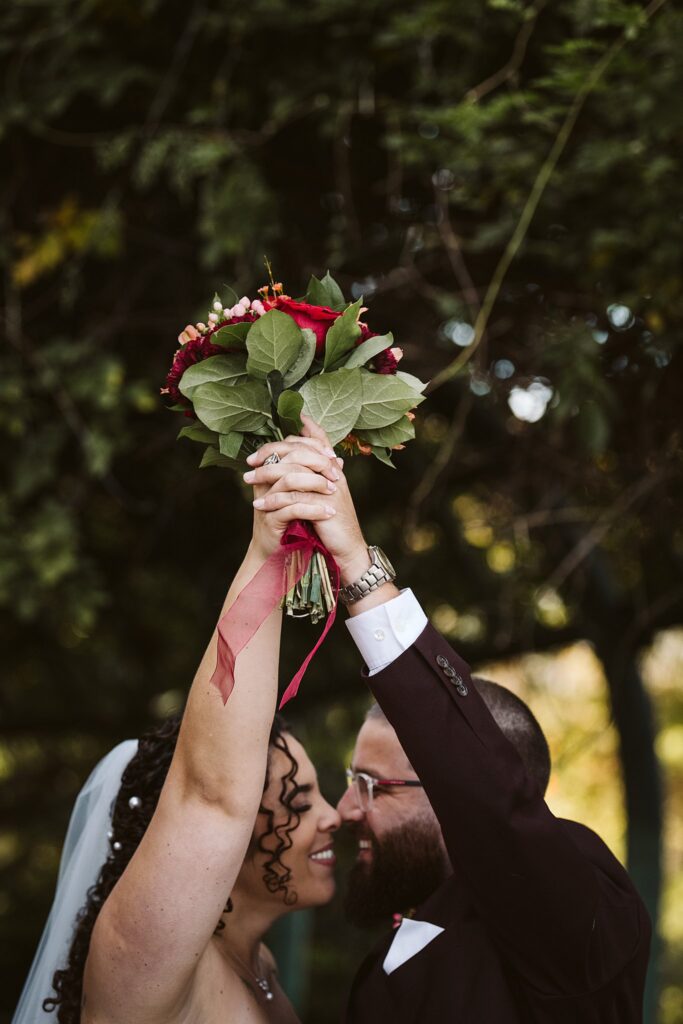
[196, 322, 207, 332]
[212, 300, 222, 312]
[178, 324, 200, 344]
[208, 312, 219, 324]
[239, 295, 250, 307]
[251, 300, 266, 316]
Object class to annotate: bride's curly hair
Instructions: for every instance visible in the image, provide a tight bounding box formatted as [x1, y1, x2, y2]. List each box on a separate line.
[42, 712, 302, 1023]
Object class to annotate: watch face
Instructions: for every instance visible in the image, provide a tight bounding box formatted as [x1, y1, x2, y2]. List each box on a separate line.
[373, 547, 396, 577]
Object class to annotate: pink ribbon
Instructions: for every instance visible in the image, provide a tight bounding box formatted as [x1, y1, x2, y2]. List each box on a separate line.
[209, 521, 340, 709]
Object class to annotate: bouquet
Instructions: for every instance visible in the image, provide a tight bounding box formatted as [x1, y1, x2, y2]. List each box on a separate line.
[162, 271, 426, 704]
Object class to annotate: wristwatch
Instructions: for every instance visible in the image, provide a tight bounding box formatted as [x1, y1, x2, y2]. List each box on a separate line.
[339, 546, 397, 605]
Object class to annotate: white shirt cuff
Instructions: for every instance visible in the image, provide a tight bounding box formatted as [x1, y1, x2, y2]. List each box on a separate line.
[345, 588, 428, 676]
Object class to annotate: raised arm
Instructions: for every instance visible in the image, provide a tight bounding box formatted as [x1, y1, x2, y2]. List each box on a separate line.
[85, 436, 340, 1021]
[364, 624, 646, 995]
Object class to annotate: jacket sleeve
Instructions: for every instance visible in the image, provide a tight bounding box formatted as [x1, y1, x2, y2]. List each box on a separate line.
[366, 622, 647, 997]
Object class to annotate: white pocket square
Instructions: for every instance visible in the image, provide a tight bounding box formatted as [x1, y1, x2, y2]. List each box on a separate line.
[383, 918, 445, 975]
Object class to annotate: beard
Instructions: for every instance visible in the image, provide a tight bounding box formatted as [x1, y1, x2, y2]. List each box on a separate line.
[343, 815, 451, 928]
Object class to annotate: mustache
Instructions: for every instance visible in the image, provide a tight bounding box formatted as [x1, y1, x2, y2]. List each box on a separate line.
[346, 822, 378, 846]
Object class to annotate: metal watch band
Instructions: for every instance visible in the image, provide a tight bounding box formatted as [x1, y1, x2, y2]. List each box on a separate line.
[339, 546, 396, 605]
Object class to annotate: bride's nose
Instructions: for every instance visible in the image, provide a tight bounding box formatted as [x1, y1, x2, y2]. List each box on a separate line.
[319, 798, 342, 833]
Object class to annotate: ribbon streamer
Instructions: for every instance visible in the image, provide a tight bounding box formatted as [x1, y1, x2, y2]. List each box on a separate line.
[209, 521, 340, 709]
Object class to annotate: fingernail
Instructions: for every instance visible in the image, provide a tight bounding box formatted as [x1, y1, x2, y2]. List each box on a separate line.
[243, 470, 255, 483]
[331, 469, 340, 480]
[326, 448, 336, 458]
[253, 498, 265, 509]
[246, 453, 259, 465]
[336, 457, 344, 468]
[327, 482, 337, 493]
[325, 505, 336, 515]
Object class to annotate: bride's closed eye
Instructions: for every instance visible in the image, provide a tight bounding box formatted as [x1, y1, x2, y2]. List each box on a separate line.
[288, 783, 313, 813]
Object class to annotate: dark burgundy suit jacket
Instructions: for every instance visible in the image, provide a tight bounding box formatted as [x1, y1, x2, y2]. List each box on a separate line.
[344, 624, 650, 1023]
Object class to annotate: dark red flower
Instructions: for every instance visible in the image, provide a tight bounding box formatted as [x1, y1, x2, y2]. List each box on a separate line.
[163, 315, 255, 405]
[372, 346, 399, 374]
[270, 297, 342, 356]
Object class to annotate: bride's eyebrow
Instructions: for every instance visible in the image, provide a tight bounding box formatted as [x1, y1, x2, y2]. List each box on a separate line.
[289, 782, 313, 796]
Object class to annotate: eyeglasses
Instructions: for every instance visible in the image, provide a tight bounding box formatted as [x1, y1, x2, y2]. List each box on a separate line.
[345, 768, 423, 813]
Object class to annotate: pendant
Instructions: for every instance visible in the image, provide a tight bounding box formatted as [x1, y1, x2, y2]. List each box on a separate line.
[257, 978, 274, 1001]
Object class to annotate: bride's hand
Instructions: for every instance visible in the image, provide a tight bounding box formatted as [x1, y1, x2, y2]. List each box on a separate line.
[245, 416, 369, 583]
[245, 433, 341, 561]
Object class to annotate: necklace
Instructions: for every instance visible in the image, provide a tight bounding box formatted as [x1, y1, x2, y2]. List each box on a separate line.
[223, 945, 274, 1003]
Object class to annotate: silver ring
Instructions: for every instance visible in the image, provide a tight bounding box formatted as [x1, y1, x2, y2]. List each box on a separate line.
[263, 452, 281, 466]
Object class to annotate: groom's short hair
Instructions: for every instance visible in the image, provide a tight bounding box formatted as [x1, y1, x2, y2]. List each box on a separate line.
[366, 676, 551, 794]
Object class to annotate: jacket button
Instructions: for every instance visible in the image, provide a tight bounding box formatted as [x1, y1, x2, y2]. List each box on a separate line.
[443, 665, 457, 678]
[436, 655, 449, 668]
[455, 681, 468, 697]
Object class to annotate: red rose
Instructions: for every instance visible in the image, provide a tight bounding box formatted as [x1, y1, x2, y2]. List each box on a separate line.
[272, 298, 342, 356]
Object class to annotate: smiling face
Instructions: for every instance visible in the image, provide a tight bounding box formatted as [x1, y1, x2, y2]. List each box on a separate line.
[239, 733, 341, 912]
[337, 718, 450, 926]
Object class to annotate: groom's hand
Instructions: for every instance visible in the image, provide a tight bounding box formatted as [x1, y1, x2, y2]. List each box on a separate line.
[244, 415, 371, 585]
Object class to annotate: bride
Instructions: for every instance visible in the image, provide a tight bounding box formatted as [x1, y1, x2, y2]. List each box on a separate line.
[14, 427, 354, 1024]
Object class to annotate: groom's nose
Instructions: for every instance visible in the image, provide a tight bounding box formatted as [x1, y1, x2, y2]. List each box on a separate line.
[336, 785, 364, 822]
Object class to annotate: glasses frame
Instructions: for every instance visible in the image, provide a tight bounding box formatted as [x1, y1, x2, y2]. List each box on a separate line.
[345, 768, 423, 812]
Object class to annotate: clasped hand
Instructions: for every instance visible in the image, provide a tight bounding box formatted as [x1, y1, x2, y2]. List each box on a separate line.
[244, 415, 368, 583]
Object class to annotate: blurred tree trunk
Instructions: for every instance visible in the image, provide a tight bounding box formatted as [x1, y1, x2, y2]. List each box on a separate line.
[584, 553, 663, 1024]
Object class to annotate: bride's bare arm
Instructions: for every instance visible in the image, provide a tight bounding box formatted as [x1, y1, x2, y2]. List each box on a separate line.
[84, 438, 339, 1021]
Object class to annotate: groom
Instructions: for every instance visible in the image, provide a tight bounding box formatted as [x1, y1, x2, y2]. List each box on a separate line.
[249, 419, 651, 1023]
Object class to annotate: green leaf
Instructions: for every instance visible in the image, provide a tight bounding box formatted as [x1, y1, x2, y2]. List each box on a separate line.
[299, 368, 363, 446]
[192, 380, 271, 434]
[246, 309, 304, 379]
[282, 328, 317, 387]
[267, 369, 284, 408]
[304, 271, 346, 311]
[219, 431, 244, 459]
[396, 369, 428, 393]
[354, 372, 425, 430]
[344, 332, 393, 369]
[323, 298, 363, 369]
[212, 320, 251, 348]
[356, 416, 415, 448]
[177, 423, 217, 445]
[370, 446, 396, 468]
[199, 446, 241, 470]
[178, 354, 248, 399]
[277, 389, 304, 436]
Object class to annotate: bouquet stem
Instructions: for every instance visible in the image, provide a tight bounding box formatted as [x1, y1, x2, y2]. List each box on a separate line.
[282, 525, 336, 623]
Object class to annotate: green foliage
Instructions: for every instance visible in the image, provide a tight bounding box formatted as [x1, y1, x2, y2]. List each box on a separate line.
[304, 271, 347, 311]
[299, 368, 364, 445]
[178, 354, 249, 398]
[277, 389, 305, 436]
[192, 380, 271, 434]
[282, 328, 317, 387]
[246, 310, 305, 379]
[344, 332, 393, 369]
[354, 372, 425, 430]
